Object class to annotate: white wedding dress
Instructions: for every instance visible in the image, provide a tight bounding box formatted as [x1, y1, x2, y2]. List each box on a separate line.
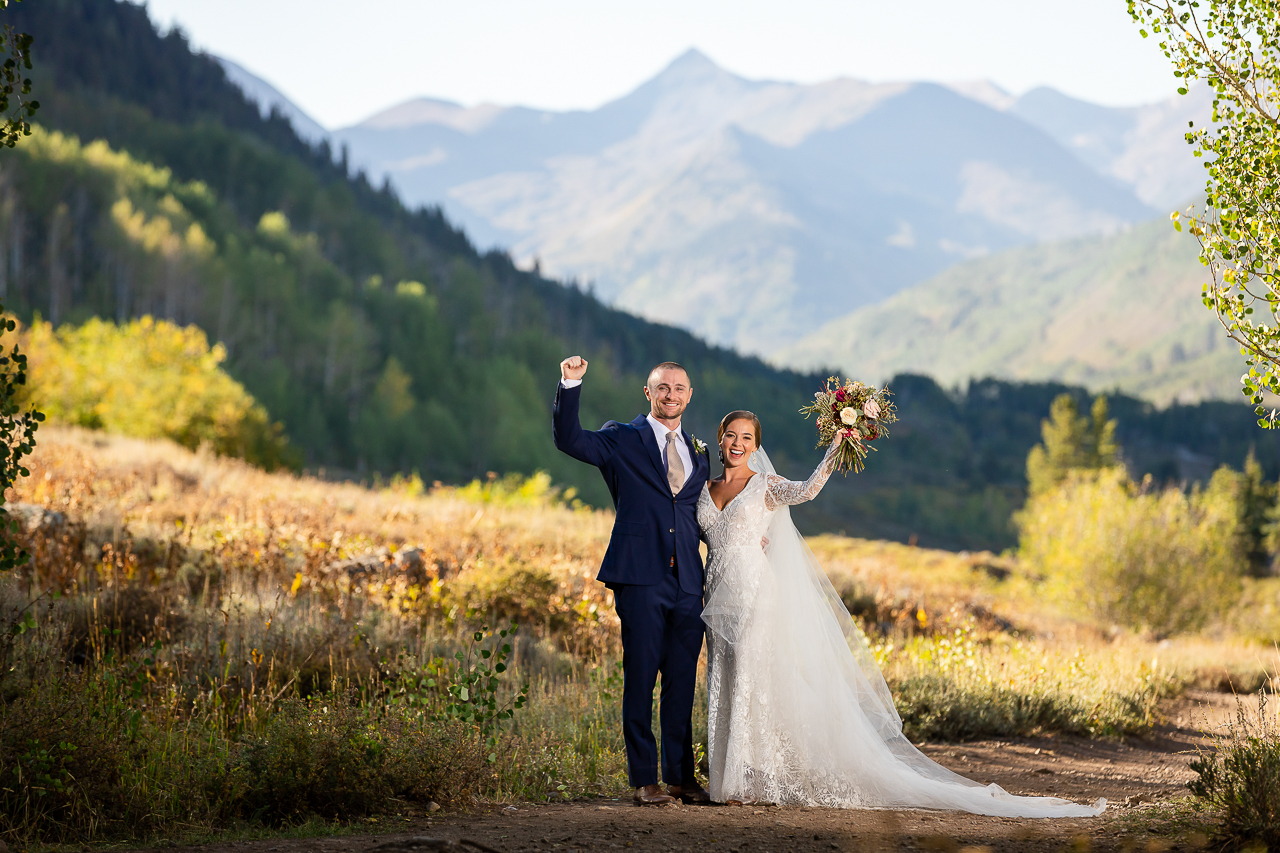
[697, 444, 1105, 817]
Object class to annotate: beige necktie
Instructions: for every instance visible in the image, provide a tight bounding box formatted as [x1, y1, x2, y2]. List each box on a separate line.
[666, 431, 686, 495]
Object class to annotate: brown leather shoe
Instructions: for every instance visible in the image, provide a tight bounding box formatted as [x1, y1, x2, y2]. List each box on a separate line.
[667, 782, 712, 804]
[633, 784, 677, 805]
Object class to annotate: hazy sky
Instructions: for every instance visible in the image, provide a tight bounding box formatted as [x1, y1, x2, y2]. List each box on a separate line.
[143, 0, 1179, 130]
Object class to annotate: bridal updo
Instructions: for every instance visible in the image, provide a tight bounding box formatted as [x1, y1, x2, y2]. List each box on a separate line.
[717, 410, 762, 446]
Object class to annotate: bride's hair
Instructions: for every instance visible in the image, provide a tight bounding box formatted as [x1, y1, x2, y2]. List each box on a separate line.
[717, 410, 762, 446]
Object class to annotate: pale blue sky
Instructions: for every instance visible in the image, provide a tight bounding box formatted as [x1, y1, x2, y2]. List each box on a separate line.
[143, 0, 1179, 130]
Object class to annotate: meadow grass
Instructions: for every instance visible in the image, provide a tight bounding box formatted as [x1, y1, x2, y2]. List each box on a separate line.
[1185, 692, 1280, 851]
[0, 427, 1276, 845]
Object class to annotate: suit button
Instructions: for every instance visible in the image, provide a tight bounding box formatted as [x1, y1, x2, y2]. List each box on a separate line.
[669, 528, 674, 533]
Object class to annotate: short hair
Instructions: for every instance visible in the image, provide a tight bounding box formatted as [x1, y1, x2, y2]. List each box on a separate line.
[717, 410, 762, 446]
[647, 361, 691, 389]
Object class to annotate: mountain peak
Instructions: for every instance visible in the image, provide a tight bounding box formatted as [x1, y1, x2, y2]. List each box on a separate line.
[667, 47, 718, 71]
[651, 47, 738, 88]
[357, 97, 506, 132]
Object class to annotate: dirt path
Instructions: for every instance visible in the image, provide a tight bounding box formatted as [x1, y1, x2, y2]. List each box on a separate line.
[126, 692, 1238, 853]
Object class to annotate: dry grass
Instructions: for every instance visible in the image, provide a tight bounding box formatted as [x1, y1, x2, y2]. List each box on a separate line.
[11, 427, 1276, 704]
[11, 427, 621, 657]
[1, 427, 1277, 844]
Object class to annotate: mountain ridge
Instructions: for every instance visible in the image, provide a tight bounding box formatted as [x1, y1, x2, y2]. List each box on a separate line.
[332, 51, 1161, 356]
[216, 56, 330, 145]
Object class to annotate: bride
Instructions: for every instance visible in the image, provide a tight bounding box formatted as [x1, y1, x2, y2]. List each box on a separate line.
[698, 410, 1105, 817]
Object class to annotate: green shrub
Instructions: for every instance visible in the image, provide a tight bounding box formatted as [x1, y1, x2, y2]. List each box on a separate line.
[233, 696, 394, 824]
[878, 621, 1167, 741]
[892, 672, 1157, 742]
[1189, 693, 1280, 851]
[1018, 467, 1243, 635]
[393, 624, 529, 748]
[382, 716, 494, 807]
[229, 695, 497, 824]
[448, 470, 577, 508]
[444, 564, 576, 641]
[0, 660, 233, 843]
[0, 583, 512, 844]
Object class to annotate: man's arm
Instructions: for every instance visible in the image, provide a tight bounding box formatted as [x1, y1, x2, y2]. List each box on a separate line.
[552, 356, 617, 467]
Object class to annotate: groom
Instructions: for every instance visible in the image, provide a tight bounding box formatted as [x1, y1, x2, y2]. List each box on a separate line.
[552, 356, 711, 806]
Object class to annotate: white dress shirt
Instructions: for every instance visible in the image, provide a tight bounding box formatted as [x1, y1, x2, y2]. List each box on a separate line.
[560, 378, 693, 474]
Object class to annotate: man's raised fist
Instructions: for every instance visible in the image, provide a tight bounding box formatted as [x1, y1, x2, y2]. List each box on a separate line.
[560, 355, 589, 381]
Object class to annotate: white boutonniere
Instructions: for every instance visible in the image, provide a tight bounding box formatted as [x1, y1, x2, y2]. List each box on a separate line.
[690, 435, 707, 455]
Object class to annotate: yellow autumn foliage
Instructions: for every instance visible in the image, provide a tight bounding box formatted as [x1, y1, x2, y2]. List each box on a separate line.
[17, 315, 297, 470]
[1018, 467, 1242, 635]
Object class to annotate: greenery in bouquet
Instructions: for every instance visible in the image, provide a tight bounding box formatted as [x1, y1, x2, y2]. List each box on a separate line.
[800, 377, 898, 474]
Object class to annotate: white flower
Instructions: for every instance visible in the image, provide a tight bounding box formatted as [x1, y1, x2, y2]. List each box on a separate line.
[815, 391, 823, 399]
[840, 407, 859, 425]
[863, 399, 881, 419]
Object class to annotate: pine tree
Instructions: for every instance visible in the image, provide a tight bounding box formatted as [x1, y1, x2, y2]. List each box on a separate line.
[1237, 451, 1275, 577]
[1090, 396, 1120, 469]
[1026, 394, 1121, 497]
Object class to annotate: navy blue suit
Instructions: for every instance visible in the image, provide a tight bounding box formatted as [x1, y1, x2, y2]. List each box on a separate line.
[552, 382, 709, 787]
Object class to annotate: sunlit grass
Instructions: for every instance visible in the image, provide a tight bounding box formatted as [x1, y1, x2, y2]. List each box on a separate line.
[875, 615, 1175, 740]
[2, 427, 1278, 844]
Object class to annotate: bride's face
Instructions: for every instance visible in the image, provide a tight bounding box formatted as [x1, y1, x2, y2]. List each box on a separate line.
[720, 419, 758, 470]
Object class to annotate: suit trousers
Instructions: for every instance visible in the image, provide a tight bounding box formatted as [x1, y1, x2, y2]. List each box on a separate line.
[610, 564, 705, 788]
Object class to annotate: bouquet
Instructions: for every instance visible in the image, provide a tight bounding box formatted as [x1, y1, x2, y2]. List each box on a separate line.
[799, 376, 898, 474]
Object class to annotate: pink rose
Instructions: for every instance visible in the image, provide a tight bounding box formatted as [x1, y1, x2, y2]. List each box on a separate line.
[863, 399, 881, 419]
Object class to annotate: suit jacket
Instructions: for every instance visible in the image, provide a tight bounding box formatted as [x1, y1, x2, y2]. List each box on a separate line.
[552, 382, 709, 595]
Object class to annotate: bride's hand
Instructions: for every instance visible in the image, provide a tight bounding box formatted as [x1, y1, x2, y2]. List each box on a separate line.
[761, 536, 769, 550]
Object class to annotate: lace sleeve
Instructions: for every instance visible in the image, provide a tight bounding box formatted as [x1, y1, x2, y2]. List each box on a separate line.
[764, 442, 840, 510]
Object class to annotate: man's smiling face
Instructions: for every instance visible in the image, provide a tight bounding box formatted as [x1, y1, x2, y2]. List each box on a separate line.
[645, 367, 692, 423]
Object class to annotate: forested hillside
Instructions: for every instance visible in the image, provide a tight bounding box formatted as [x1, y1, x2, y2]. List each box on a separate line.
[0, 0, 1267, 550]
[0, 123, 827, 504]
[781, 216, 1236, 405]
[0, 0, 824, 506]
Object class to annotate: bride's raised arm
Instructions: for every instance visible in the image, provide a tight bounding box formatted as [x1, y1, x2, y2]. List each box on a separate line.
[764, 441, 842, 510]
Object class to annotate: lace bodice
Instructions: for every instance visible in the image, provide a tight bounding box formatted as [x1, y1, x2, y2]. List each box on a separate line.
[697, 443, 839, 553]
